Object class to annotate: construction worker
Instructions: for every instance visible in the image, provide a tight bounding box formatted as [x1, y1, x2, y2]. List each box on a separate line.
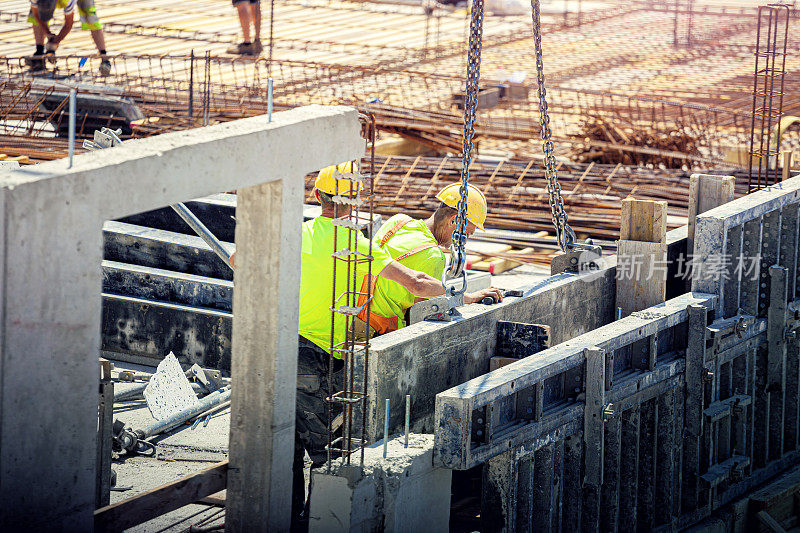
[359, 183, 500, 335]
[292, 163, 501, 529]
[227, 0, 262, 56]
[26, 0, 112, 75]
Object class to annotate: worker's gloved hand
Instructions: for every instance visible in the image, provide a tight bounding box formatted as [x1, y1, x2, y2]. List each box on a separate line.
[464, 287, 503, 305]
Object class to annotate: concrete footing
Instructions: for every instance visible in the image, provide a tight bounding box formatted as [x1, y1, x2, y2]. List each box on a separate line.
[309, 434, 451, 533]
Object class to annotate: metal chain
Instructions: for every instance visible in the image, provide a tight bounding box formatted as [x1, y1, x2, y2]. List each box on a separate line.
[445, 0, 484, 288]
[531, 0, 576, 252]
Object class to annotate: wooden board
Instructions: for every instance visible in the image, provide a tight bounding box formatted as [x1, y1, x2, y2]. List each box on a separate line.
[620, 198, 667, 243]
[94, 461, 228, 532]
[615, 240, 668, 317]
[687, 173, 735, 254]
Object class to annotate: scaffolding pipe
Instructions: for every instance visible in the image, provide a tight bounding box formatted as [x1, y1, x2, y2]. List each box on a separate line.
[170, 203, 233, 270]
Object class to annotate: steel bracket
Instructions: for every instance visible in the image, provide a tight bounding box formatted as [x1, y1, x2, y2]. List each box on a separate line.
[550, 244, 602, 276]
[409, 292, 464, 324]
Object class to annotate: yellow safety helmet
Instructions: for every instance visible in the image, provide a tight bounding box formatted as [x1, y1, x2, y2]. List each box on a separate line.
[435, 183, 487, 230]
[315, 161, 363, 196]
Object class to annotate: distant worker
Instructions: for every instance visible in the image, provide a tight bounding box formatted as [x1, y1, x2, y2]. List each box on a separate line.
[227, 0, 262, 56]
[360, 183, 500, 335]
[26, 0, 112, 75]
[292, 163, 500, 530]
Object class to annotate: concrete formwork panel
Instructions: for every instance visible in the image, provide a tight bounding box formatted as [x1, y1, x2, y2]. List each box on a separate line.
[360, 228, 689, 443]
[0, 105, 363, 530]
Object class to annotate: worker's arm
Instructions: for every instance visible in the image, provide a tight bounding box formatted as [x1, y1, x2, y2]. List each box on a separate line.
[379, 261, 503, 304]
[51, 13, 73, 45]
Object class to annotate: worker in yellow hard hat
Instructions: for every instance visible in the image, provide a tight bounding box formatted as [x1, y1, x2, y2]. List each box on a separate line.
[292, 164, 500, 528]
[359, 182, 502, 336]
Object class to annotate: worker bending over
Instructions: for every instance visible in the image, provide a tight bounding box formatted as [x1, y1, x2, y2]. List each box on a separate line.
[292, 163, 500, 529]
[360, 183, 499, 335]
[27, 0, 112, 75]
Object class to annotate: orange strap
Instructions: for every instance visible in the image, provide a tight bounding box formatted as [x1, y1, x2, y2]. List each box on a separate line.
[378, 215, 414, 248]
[356, 216, 436, 335]
[395, 242, 436, 261]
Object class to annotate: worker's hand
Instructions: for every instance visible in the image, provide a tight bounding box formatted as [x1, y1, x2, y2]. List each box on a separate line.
[464, 287, 503, 305]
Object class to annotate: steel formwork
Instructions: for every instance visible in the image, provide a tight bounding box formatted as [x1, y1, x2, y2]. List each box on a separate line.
[433, 174, 800, 530]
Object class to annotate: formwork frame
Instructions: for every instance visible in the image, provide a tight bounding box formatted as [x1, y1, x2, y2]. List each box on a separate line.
[433, 175, 800, 530]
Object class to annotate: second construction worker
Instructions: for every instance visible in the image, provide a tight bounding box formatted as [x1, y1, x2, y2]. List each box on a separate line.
[292, 163, 501, 530]
[360, 183, 494, 335]
[26, 0, 112, 75]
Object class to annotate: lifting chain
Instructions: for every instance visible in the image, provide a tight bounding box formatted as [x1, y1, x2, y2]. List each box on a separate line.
[531, 0, 576, 252]
[443, 0, 484, 293]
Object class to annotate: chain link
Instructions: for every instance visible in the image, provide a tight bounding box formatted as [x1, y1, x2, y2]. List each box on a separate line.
[531, 0, 575, 252]
[445, 0, 484, 288]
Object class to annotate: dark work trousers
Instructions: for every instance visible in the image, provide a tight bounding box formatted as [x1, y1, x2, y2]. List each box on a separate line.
[292, 336, 343, 529]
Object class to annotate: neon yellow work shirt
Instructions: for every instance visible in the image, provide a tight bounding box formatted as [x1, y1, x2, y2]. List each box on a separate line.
[371, 215, 445, 330]
[298, 216, 393, 355]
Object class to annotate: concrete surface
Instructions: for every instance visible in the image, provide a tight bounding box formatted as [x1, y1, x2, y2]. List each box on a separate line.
[0, 105, 363, 530]
[309, 434, 451, 533]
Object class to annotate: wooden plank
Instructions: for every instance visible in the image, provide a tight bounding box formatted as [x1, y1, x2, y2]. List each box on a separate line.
[94, 461, 228, 532]
[620, 198, 667, 243]
[782, 151, 793, 182]
[489, 356, 520, 372]
[687, 174, 736, 254]
[615, 240, 668, 317]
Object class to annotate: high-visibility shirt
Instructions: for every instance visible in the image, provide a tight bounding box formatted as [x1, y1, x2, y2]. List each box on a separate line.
[370, 215, 445, 330]
[298, 216, 393, 356]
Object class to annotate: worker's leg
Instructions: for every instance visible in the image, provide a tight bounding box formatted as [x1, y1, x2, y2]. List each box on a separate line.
[236, 2, 252, 43]
[26, 4, 53, 70]
[252, 1, 262, 43]
[227, 0, 256, 55]
[293, 337, 343, 529]
[89, 29, 106, 52]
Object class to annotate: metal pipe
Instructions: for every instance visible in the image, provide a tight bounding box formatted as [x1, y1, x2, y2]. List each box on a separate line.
[137, 386, 231, 439]
[170, 203, 232, 270]
[68, 89, 76, 168]
[404, 394, 410, 448]
[268, 77, 273, 123]
[114, 381, 210, 403]
[616, 307, 623, 320]
[383, 398, 390, 458]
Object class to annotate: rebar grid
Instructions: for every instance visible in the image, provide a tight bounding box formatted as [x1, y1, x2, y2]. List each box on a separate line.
[304, 155, 750, 244]
[748, 3, 791, 192]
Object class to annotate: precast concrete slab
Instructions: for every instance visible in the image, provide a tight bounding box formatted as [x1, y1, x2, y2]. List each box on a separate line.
[0, 105, 363, 530]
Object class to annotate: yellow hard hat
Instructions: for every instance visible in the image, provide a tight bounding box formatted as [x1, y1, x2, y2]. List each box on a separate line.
[435, 183, 487, 230]
[315, 161, 363, 196]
